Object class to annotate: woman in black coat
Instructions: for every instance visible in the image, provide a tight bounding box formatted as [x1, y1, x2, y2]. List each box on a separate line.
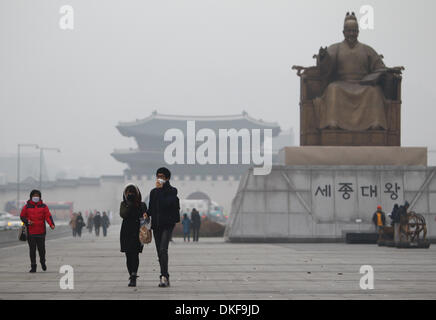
[120, 184, 147, 287]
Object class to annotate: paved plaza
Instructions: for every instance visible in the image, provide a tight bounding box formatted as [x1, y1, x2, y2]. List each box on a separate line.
[0, 226, 435, 300]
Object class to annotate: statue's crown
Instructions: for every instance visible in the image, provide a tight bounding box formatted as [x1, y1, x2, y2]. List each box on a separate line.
[344, 12, 357, 22]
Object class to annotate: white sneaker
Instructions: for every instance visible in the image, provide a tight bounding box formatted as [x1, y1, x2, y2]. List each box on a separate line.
[159, 276, 170, 287]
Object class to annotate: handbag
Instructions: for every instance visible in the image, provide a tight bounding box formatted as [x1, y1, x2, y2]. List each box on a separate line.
[18, 226, 27, 242]
[139, 217, 152, 244]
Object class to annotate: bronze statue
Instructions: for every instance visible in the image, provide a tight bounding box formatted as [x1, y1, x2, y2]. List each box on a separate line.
[293, 12, 404, 146]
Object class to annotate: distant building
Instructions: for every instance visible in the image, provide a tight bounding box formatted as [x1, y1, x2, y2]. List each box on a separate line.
[112, 111, 282, 179]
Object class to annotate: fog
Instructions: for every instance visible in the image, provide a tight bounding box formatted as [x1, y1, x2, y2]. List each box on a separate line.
[1, 0, 436, 179]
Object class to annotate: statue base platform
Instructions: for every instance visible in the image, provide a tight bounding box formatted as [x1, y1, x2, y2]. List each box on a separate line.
[320, 130, 395, 146]
[225, 164, 436, 243]
[279, 146, 427, 166]
[302, 129, 400, 147]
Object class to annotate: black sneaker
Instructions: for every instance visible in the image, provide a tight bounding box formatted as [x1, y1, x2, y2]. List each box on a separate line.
[41, 262, 47, 271]
[29, 265, 37, 273]
[158, 276, 170, 287]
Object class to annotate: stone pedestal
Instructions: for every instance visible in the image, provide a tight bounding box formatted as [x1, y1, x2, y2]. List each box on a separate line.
[225, 164, 435, 243]
[279, 146, 427, 166]
[320, 130, 389, 146]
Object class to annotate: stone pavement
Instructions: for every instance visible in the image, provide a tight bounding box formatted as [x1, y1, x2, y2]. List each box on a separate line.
[0, 225, 435, 300]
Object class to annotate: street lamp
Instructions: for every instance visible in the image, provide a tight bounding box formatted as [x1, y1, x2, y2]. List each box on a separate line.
[39, 147, 61, 190]
[17, 143, 39, 213]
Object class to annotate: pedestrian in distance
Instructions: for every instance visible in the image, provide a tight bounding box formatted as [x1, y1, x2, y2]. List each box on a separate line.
[102, 211, 110, 237]
[389, 204, 399, 226]
[372, 205, 386, 242]
[20, 190, 55, 273]
[147, 167, 180, 288]
[397, 201, 410, 243]
[182, 213, 191, 242]
[94, 212, 102, 236]
[87, 212, 94, 234]
[120, 184, 148, 287]
[390, 203, 400, 244]
[76, 212, 85, 237]
[69, 212, 78, 237]
[191, 208, 201, 242]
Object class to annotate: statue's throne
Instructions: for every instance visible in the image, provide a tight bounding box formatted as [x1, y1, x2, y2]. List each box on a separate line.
[292, 61, 404, 146]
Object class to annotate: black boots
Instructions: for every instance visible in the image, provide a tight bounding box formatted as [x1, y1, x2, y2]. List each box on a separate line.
[29, 262, 46, 272]
[128, 273, 138, 287]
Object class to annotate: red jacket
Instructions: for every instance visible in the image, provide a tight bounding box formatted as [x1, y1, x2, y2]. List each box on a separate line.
[20, 200, 55, 235]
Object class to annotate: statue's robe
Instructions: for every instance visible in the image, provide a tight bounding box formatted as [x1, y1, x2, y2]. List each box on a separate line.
[314, 40, 388, 131]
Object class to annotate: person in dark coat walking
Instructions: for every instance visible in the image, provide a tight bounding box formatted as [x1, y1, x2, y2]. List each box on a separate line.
[397, 201, 410, 243]
[120, 184, 147, 287]
[93, 212, 102, 236]
[87, 212, 94, 233]
[191, 208, 201, 242]
[102, 212, 110, 237]
[20, 190, 55, 273]
[389, 204, 399, 226]
[146, 167, 180, 288]
[390, 204, 400, 243]
[76, 212, 85, 237]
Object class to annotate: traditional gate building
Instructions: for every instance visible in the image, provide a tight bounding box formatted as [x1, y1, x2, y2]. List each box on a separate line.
[111, 111, 284, 214]
[112, 111, 281, 179]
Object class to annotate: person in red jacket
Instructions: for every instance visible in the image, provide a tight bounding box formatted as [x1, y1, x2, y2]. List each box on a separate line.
[20, 189, 55, 273]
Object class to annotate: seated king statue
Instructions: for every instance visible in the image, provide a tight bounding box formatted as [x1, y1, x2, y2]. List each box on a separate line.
[314, 12, 391, 131]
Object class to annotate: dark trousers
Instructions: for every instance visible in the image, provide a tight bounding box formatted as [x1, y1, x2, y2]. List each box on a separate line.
[102, 225, 107, 237]
[28, 235, 46, 266]
[95, 226, 100, 236]
[125, 252, 139, 275]
[77, 227, 82, 237]
[192, 226, 200, 242]
[72, 228, 77, 237]
[153, 225, 174, 279]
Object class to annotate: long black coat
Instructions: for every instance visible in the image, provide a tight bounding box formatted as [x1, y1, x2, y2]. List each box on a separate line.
[94, 214, 102, 228]
[120, 201, 147, 253]
[76, 215, 85, 230]
[191, 210, 201, 228]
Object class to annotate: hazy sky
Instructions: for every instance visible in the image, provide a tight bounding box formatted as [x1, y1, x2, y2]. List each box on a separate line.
[1, 0, 436, 179]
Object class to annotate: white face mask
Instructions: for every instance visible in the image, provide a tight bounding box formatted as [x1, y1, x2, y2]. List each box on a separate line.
[32, 197, 40, 203]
